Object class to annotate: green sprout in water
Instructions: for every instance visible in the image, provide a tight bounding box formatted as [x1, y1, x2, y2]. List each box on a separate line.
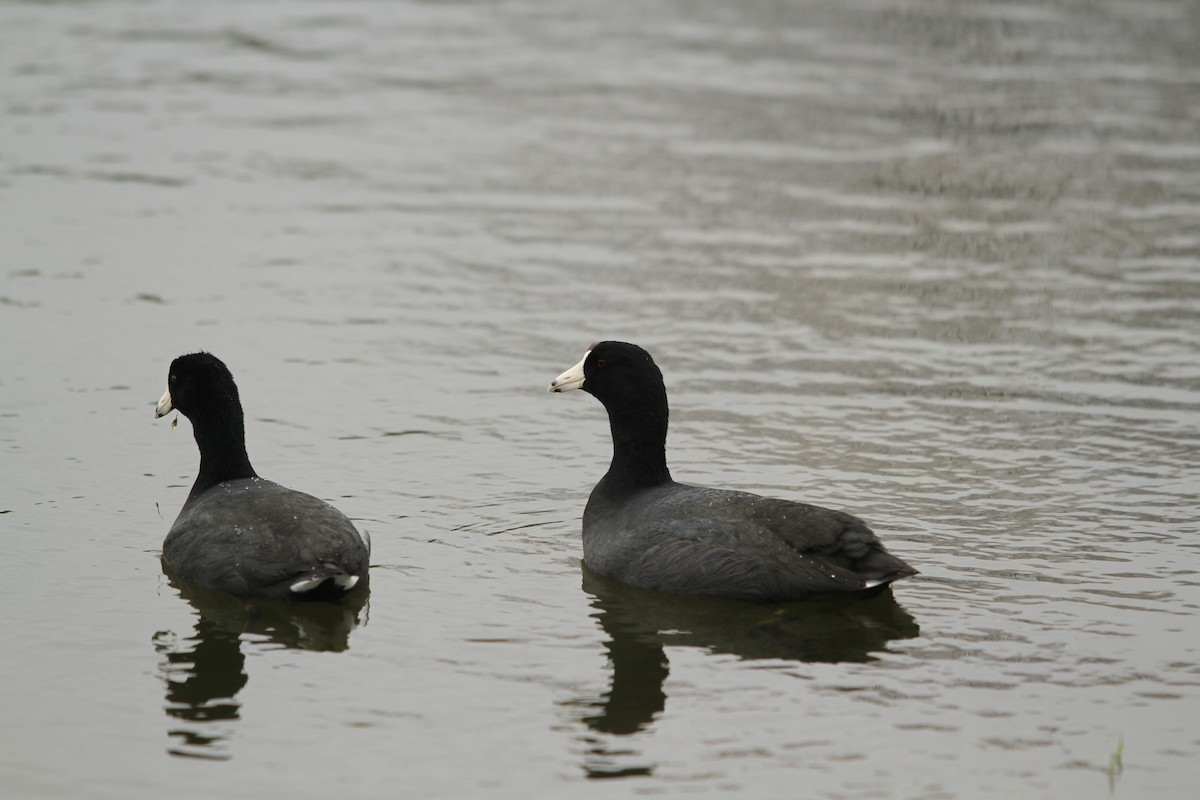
[1107, 734, 1124, 794]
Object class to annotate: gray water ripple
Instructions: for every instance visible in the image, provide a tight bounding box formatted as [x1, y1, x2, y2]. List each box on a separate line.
[2, 0, 1200, 796]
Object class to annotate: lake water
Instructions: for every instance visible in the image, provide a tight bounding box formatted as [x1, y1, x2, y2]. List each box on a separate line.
[2, 0, 1199, 797]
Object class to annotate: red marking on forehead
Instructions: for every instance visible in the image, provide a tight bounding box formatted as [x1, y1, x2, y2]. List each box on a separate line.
[588, 341, 599, 351]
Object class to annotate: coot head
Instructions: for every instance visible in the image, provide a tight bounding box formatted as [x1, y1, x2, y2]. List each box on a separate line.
[549, 341, 666, 411]
[156, 352, 241, 422]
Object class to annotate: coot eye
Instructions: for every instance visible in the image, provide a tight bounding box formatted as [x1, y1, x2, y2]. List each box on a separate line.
[169, 374, 177, 385]
[596, 358, 607, 369]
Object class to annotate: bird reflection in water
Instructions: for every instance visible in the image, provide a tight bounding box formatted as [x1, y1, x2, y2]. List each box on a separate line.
[569, 565, 919, 779]
[152, 573, 368, 760]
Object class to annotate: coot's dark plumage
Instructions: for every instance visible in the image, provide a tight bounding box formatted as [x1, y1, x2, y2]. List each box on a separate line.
[155, 353, 369, 601]
[550, 341, 916, 602]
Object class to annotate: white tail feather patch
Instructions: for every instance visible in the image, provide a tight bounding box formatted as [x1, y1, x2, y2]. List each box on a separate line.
[290, 576, 326, 593]
[289, 573, 361, 593]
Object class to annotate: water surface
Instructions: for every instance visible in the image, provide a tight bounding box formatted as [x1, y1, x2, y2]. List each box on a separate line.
[2, 0, 1199, 797]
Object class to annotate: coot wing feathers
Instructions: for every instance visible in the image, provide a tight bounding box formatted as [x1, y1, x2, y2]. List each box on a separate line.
[587, 483, 893, 600]
[163, 478, 368, 600]
[737, 491, 919, 587]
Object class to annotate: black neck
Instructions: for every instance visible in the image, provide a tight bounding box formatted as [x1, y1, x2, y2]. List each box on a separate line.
[603, 403, 672, 491]
[186, 403, 257, 502]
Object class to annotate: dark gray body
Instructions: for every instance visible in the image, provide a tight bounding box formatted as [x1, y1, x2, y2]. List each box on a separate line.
[163, 477, 370, 601]
[583, 478, 915, 602]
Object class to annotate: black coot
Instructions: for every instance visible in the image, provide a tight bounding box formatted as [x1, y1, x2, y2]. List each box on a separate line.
[550, 341, 916, 601]
[155, 353, 369, 600]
